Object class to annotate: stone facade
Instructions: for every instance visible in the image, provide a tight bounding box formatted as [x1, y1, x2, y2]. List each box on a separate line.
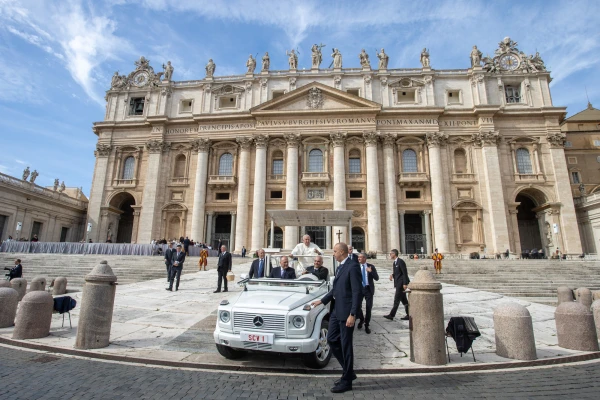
[87, 37, 582, 255]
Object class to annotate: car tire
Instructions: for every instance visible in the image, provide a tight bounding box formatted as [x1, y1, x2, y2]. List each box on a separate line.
[216, 344, 246, 360]
[302, 318, 332, 369]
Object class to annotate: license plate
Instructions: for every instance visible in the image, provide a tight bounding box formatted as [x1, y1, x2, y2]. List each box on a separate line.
[240, 331, 274, 344]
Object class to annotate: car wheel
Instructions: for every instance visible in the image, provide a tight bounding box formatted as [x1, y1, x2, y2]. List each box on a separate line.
[216, 344, 246, 359]
[302, 318, 331, 369]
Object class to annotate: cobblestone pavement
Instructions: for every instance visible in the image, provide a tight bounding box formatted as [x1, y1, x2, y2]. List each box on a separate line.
[1, 346, 599, 399]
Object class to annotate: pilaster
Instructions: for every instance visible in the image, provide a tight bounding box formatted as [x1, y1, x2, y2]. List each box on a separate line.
[87, 143, 112, 243]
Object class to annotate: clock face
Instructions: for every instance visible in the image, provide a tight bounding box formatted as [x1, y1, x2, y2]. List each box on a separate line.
[133, 71, 150, 87]
[499, 54, 519, 71]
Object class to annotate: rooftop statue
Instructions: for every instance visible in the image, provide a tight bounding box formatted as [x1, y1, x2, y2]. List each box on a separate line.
[29, 170, 39, 184]
[53, 179, 59, 191]
[420, 48, 430, 68]
[311, 44, 325, 68]
[470, 45, 482, 67]
[262, 52, 270, 71]
[286, 49, 298, 69]
[377, 48, 389, 69]
[246, 54, 256, 74]
[22, 167, 30, 181]
[162, 61, 174, 81]
[331, 48, 342, 68]
[205, 59, 216, 78]
[359, 49, 370, 68]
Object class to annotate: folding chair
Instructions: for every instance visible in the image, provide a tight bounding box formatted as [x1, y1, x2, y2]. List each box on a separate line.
[53, 296, 77, 328]
[445, 316, 481, 363]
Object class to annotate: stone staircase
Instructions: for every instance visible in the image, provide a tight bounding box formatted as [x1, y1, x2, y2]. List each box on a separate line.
[370, 258, 600, 306]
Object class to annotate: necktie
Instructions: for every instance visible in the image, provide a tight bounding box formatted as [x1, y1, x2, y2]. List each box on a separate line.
[362, 264, 368, 287]
[258, 259, 264, 277]
[281, 268, 284, 278]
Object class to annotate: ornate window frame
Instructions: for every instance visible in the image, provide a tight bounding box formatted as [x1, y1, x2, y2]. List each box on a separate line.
[169, 143, 191, 186]
[112, 146, 143, 188]
[267, 138, 286, 183]
[345, 136, 366, 182]
[445, 89, 463, 106]
[389, 77, 425, 106]
[448, 137, 477, 183]
[507, 137, 544, 183]
[211, 84, 245, 112]
[452, 200, 484, 251]
[396, 136, 428, 187]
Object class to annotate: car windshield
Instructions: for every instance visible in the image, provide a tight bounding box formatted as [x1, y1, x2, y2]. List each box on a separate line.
[265, 253, 338, 277]
[245, 279, 325, 293]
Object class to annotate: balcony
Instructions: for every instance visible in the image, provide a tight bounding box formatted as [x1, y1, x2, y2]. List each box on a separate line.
[398, 172, 429, 187]
[514, 173, 545, 183]
[346, 173, 366, 182]
[451, 173, 477, 183]
[168, 177, 189, 187]
[114, 179, 137, 188]
[268, 174, 286, 182]
[208, 175, 237, 188]
[301, 172, 331, 187]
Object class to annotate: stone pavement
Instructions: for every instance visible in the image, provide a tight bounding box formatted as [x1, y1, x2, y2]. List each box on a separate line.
[1, 345, 599, 399]
[0, 259, 593, 371]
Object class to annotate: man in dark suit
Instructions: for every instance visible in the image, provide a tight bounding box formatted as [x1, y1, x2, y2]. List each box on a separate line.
[269, 256, 296, 279]
[248, 249, 269, 278]
[356, 252, 379, 334]
[214, 245, 232, 292]
[384, 249, 410, 321]
[166, 245, 185, 291]
[4, 259, 23, 280]
[302, 256, 329, 280]
[164, 242, 175, 282]
[183, 236, 191, 256]
[311, 242, 361, 394]
[347, 246, 358, 262]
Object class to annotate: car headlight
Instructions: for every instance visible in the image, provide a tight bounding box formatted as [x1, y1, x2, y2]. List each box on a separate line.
[292, 315, 305, 329]
[219, 310, 231, 323]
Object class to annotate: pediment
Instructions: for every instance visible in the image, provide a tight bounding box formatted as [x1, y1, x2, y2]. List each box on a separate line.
[211, 84, 245, 95]
[389, 77, 425, 88]
[251, 82, 381, 115]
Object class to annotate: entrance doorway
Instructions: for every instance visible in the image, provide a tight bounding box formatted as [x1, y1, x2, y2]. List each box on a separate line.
[267, 227, 284, 248]
[516, 194, 542, 251]
[167, 216, 180, 241]
[305, 226, 326, 249]
[110, 192, 136, 243]
[351, 227, 365, 253]
[404, 213, 425, 254]
[60, 227, 69, 242]
[0, 215, 6, 241]
[213, 213, 231, 250]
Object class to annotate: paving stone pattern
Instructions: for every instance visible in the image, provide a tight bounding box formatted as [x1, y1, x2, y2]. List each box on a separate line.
[1, 346, 600, 399]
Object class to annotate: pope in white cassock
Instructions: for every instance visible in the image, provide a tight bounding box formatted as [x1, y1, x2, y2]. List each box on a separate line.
[290, 234, 322, 270]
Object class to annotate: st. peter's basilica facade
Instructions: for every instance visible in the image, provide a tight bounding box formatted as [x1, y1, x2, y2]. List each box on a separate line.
[87, 37, 582, 256]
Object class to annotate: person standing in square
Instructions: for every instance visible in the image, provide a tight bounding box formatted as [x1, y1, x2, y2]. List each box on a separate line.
[166, 244, 185, 291]
[214, 245, 232, 292]
[384, 249, 410, 321]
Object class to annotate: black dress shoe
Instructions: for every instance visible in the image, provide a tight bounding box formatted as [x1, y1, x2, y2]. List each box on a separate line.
[357, 320, 363, 330]
[175, 288, 179, 291]
[213, 290, 221, 293]
[401, 315, 409, 320]
[334, 373, 357, 385]
[165, 288, 172, 291]
[383, 315, 393, 320]
[223, 289, 228, 292]
[331, 383, 352, 393]
[365, 326, 371, 334]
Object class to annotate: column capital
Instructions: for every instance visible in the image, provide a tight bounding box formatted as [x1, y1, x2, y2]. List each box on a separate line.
[207, 211, 215, 216]
[253, 134, 269, 149]
[190, 138, 211, 153]
[425, 132, 448, 148]
[284, 133, 301, 147]
[398, 209, 406, 215]
[381, 133, 397, 148]
[422, 210, 432, 215]
[546, 132, 566, 148]
[236, 136, 254, 150]
[230, 210, 237, 215]
[330, 131, 347, 147]
[472, 130, 500, 147]
[94, 143, 112, 157]
[145, 139, 170, 153]
[362, 131, 379, 146]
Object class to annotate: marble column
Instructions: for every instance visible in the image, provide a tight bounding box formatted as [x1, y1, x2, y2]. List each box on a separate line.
[326, 226, 332, 249]
[87, 144, 112, 243]
[423, 210, 433, 254]
[270, 219, 275, 248]
[138, 139, 168, 243]
[229, 211, 236, 251]
[234, 137, 252, 253]
[251, 135, 269, 251]
[284, 133, 300, 249]
[190, 139, 211, 242]
[382, 133, 400, 252]
[205, 212, 214, 246]
[363, 131, 383, 253]
[399, 211, 406, 254]
[426, 132, 449, 253]
[330, 132, 347, 242]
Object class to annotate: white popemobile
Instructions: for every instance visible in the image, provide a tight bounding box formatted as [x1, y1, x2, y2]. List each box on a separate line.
[214, 254, 336, 368]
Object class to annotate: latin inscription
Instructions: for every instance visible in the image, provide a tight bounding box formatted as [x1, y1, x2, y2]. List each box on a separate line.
[199, 123, 254, 131]
[166, 127, 199, 134]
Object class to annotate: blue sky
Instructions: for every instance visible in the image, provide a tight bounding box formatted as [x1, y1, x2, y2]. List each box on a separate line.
[0, 0, 599, 196]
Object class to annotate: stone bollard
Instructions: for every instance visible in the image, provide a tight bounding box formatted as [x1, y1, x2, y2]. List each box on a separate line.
[576, 288, 593, 310]
[75, 261, 118, 350]
[52, 277, 68, 295]
[0, 288, 19, 328]
[592, 291, 600, 301]
[12, 291, 54, 339]
[557, 286, 574, 305]
[407, 267, 446, 365]
[10, 278, 27, 301]
[0, 280, 10, 288]
[593, 300, 600, 340]
[493, 302, 537, 360]
[28, 276, 47, 293]
[555, 301, 599, 351]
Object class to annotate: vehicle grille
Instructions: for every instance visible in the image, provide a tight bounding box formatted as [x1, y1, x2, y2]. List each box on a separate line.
[243, 342, 273, 351]
[233, 312, 286, 337]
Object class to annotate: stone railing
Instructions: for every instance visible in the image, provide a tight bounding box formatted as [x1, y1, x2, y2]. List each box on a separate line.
[574, 192, 600, 206]
[0, 172, 86, 209]
[452, 173, 477, 182]
[268, 174, 285, 181]
[398, 172, 429, 187]
[168, 177, 188, 185]
[346, 173, 366, 181]
[301, 172, 330, 186]
[207, 175, 237, 187]
[114, 178, 137, 187]
[514, 173, 545, 182]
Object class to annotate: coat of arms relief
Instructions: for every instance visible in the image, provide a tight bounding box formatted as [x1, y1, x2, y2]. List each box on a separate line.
[307, 87, 324, 109]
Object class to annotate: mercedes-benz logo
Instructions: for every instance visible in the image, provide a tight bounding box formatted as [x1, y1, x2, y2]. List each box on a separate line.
[253, 316, 264, 327]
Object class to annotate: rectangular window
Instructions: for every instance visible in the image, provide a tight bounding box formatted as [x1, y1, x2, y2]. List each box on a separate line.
[571, 172, 580, 184]
[505, 86, 520, 103]
[349, 190, 362, 199]
[346, 88, 360, 97]
[272, 159, 284, 175]
[406, 191, 421, 199]
[129, 97, 145, 115]
[593, 140, 600, 146]
[180, 100, 193, 113]
[565, 141, 572, 148]
[348, 158, 361, 173]
[568, 157, 577, 164]
[447, 90, 460, 105]
[218, 96, 237, 109]
[272, 90, 285, 99]
[397, 90, 416, 103]
[270, 190, 283, 199]
[578, 124, 585, 131]
[216, 193, 230, 200]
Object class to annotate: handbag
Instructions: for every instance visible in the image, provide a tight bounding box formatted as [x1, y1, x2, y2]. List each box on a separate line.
[226, 271, 235, 281]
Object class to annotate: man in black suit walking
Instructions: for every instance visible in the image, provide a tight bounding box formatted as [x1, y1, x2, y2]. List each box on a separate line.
[166, 244, 185, 291]
[347, 246, 358, 262]
[214, 245, 232, 292]
[164, 242, 174, 282]
[269, 256, 296, 279]
[183, 236, 191, 256]
[311, 242, 361, 394]
[248, 249, 268, 278]
[384, 249, 410, 321]
[356, 252, 379, 334]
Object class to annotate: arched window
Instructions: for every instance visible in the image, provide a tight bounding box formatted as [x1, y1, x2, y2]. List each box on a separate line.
[454, 149, 467, 173]
[516, 148, 533, 174]
[460, 216, 474, 243]
[122, 156, 135, 180]
[174, 154, 186, 178]
[308, 149, 323, 172]
[272, 150, 284, 175]
[348, 149, 361, 173]
[218, 153, 233, 175]
[402, 149, 418, 173]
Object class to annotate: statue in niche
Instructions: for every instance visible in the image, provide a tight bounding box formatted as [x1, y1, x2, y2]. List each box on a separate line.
[359, 49, 370, 68]
[53, 179, 59, 191]
[246, 54, 256, 74]
[579, 183, 587, 196]
[331, 48, 342, 68]
[29, 170, 38, 183]
[470, 45, 482, 67]
[22, 167, 30, 181]
[311, 44, 325, 68]
[162, 61, 174, 81]
[58, 181, 65, 193]
[262, 52, 270, 71]
[377, 48, 389, 69]
[544, 222, 553, 246]
[286, 49, 298, 69]
[420, 48, 430, 68]
[205, 59, 216, 78]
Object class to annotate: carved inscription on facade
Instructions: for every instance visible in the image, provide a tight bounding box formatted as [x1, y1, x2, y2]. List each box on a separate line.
[307, 189, 325, 200]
